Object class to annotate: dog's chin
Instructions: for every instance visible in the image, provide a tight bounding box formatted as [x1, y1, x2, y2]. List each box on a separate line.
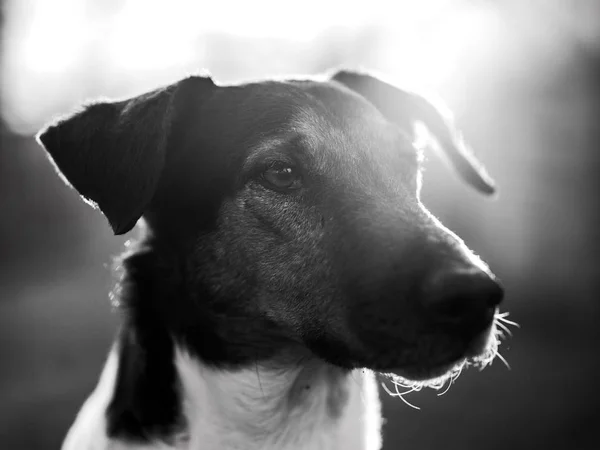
[384, 359, 464, 383]
[376, 351, 467, 391]
[378, 325, 499, 387]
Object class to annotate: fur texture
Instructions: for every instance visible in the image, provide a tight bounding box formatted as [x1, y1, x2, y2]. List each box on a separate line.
[38, 70, 505, 450]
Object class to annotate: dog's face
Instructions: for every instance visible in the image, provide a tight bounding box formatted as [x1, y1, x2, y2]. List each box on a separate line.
[38, 71, 503, 383]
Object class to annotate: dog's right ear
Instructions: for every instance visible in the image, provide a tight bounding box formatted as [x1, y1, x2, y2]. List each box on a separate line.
[37, 75, 216, 235]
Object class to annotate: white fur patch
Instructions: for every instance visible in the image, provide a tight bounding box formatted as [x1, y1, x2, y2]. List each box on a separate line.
[175, 347, 381, 450]
[61, 345, 382, 450]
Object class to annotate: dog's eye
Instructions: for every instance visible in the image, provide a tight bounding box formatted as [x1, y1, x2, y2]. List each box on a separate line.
[261, 163, 302, 191]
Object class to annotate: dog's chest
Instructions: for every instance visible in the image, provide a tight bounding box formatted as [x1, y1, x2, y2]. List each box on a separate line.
[175, 348, 381, 450]
[62, 347, 382, 450]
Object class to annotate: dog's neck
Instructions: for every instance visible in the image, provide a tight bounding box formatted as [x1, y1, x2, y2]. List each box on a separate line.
[175, 346, 380, 450]
[63, 340, 381, 450]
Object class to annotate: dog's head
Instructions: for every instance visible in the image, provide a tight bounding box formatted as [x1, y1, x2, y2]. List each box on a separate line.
[38, 70, 505, 384]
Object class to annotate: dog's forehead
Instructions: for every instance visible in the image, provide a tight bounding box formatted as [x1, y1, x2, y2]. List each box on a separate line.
[284, 80, 407, 145]
[240, 80, 416, 172]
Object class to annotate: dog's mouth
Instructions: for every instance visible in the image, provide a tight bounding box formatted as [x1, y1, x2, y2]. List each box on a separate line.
[371, 311, 517, 404]
[375, 350, 488, 409]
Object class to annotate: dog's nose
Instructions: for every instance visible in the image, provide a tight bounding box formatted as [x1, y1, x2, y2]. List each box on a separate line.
[423, 269, 503, 331]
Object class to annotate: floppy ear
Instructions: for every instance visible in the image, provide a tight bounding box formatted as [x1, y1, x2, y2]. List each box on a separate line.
[37, 76, 216, 235]
[331, 69, 496, 195]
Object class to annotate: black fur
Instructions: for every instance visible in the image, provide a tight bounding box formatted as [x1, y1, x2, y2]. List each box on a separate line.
[38, 71, 503, 443]
[106, 247, 184, 441]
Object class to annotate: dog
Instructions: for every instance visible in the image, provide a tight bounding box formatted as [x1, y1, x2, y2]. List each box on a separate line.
[37, 69, 509, 450]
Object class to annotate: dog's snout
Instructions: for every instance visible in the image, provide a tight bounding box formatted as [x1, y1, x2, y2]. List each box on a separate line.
[423, 269, 503, 331]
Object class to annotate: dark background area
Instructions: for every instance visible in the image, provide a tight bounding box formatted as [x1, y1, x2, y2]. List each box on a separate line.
[1, 1, 599, 449]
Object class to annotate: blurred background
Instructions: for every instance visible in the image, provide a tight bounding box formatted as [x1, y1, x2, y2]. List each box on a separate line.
[1, 0, 599, 449]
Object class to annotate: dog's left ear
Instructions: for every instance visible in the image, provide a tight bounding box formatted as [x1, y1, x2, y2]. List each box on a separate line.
[37, 76, 216, 235]
[331, 70, 497, 195]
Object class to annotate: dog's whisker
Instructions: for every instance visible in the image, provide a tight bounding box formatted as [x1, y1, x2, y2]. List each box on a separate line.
[468, 333, 501, 371]
[437, 363, 465, 397]
[380, 360, 468, 402]
[392, 381, 420, 396]
[499, 318, 520, 328]
[497, 317, 519, 328]
[382, 380, 411, 399]
[393, 382, 408, 397]
[495, 320, 513, 337]
[455, 362, 465, 380]
[495, 352, 511, 370]
[399, 394, 421, 410]
[392, 384, 421, 411]
[380, 380, 396, 397]
[495, 312, 520, 328]
[436, 379, 453, 397]
[380, 377, 422, 410]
